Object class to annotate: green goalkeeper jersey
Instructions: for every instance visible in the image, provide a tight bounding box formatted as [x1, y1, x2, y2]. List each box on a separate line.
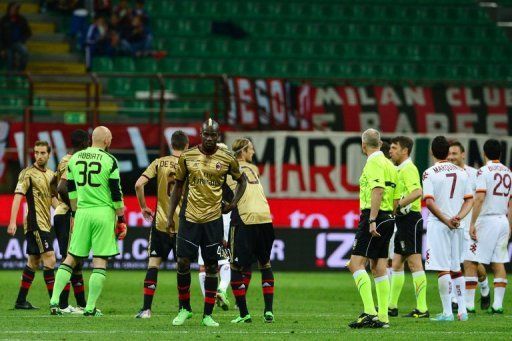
[67, 147, 124, 210]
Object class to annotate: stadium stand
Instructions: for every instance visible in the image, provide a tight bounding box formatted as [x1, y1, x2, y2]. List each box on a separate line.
[1, 0, 511, 122]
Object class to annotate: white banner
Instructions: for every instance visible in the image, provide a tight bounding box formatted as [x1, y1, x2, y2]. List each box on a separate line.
[225, 132, 512, 199]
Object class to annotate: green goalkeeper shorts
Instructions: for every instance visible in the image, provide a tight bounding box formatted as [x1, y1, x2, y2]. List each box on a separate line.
[68, 206, 119, 258]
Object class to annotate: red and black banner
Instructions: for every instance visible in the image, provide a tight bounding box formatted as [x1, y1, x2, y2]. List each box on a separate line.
[227, 79, 512, 134]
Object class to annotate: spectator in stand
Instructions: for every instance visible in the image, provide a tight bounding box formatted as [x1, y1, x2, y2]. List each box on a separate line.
[85, 15, 110, 70]
[93, 0, 112, 18]
[0, 1, 31, 72]
[114, 0, 132, 30]
[121, 15, 151, 57]
[133, 0, 149, 26]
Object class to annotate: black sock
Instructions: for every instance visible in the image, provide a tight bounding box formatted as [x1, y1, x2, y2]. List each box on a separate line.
[59, 282, 70, 309]
[177, 271, 191, 311]
[143, 268, 158, 310]
[16, 266, 35, 303]
[231, 268, 249, 316]
[71, 272, 86, 307]
[43, 268, 55, 299]
[260, 268, 274, 313]
[203, 274, 218, 316]
[242, 270, 252, 293]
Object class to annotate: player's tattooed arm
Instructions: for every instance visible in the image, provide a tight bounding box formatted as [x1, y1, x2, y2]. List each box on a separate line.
[222, 173, 247, 214]
[167, 179, 184, 234]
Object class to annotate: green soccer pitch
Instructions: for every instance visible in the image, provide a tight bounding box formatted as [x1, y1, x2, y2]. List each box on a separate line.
[0, 271, 510, 340]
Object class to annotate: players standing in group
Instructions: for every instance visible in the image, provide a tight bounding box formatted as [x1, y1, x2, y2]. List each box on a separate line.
[388, 136, 429, 318]
[228, 138, 276, 323]
[8, 141, 58, 310]
[468, 139, 511, 314]
[423, 136, 474, 321]
[50, 126, 127, 316]
[167, 119, 247, 327]
[447, 141, 491, 313]
[53, 129, 90, 313]
[348, 128, 398, 329]
[134, 130, 189, 318]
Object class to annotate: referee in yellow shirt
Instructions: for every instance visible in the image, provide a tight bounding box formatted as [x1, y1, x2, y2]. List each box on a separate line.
[348, 128, 399, 329]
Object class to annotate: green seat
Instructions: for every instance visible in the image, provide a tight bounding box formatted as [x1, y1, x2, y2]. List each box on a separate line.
[163, 59, 183, 73]
[108, 78, 132, 97]
[136, 59, 160, 73]
[92, 57, 113, 72]
[114, 58, 135, 72]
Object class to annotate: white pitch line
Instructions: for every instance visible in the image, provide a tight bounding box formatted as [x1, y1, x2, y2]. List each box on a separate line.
[0, 330, 509, 336]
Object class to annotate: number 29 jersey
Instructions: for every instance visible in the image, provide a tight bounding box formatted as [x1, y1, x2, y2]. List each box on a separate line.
[67, 146, 124, 210]
[475, 161, 511, 216]
[422, 161, 473, 223]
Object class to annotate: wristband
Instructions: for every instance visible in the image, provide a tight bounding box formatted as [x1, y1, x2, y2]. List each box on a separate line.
[117, 215, 126, 223]
[368, 218, 377, 224]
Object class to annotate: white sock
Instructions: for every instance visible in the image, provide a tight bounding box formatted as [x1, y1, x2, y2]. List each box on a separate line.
[452, 274, 467, 315]
[479, 277, 490, 297]
[465, 277, 478, 310]
[218, 263, 231, 292]
[438, 274, 452, 316]
[493, 278, 508, 310]
[198, 271, 206, 297]
[450, 279, 457, 304]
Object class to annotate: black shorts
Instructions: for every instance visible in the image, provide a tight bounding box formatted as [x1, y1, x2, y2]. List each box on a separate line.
[394, 211, 423, 255]
[54, 212, 71, 258]
[176, 217, 223, 263]
[351, 210, 395, 259]
[26, 230, 54, 255]
[230, 222, 275, 268]
[148, 227, 176, 260]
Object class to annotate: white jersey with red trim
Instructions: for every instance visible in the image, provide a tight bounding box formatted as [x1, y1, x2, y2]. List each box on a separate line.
[464, 165, 478, 192]
[475, 161, 511, 217]
[460, 165, 478, 231]
[422, 161, 473, 224]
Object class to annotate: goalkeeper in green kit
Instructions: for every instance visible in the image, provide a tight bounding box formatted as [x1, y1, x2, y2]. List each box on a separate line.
[49, 126, 127, 316]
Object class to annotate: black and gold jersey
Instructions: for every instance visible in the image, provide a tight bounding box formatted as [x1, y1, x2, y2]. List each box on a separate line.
[54, 154, 71, 215]
[176, 146, 242, 223]
[15, 165, 55, 233]
[142, 155, 181, 232]
[228, 161, 272, 225]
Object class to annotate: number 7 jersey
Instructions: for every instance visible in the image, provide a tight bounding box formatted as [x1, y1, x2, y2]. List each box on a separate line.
[422, 161, 473, 223]
[67, 146, 124, 210]
[475, 161, 511, 216]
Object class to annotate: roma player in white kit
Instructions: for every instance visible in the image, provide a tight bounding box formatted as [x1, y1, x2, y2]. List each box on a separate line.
[423, 136, 474, 322]
[468, 139, 511, 314]
[448, 141, 490, 312]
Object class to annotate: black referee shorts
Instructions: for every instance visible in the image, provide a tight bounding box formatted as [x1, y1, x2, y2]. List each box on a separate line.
[351, 210, 395, 259]
[394, 211, 423, 255]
